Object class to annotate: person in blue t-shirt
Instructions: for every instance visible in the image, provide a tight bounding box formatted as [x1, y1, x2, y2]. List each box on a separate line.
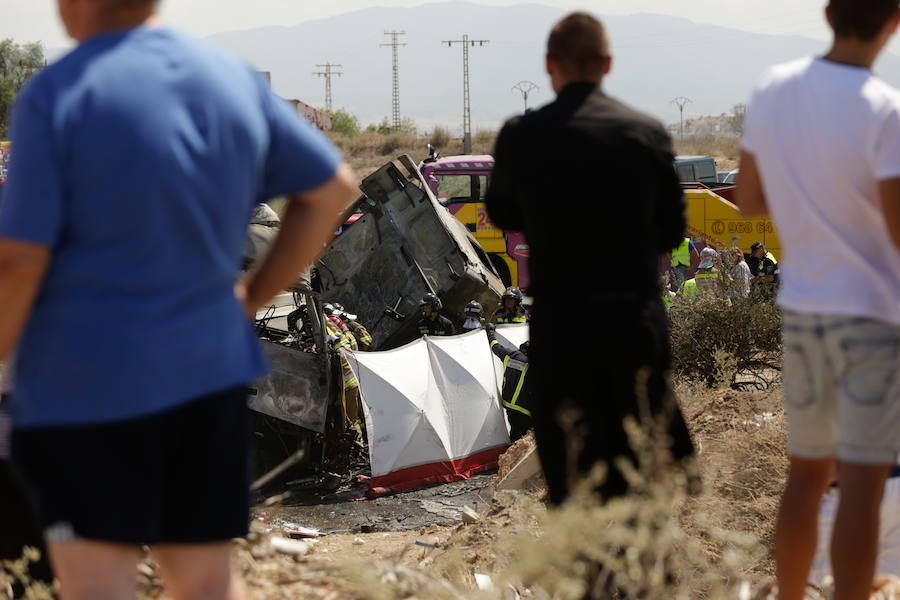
[0, 0, 356, 597]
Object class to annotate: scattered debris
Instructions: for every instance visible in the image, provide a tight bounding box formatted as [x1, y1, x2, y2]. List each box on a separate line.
[474, 573, 494, 591]
[461, 505, 481, 524]
[270, 537, 314, 557]
[286, 526, 323, 539]
[496, 432, 546, 493]
[419, 499, 462, 521]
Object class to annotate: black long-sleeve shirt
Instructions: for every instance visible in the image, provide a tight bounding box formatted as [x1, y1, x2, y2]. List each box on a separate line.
[485, 82, 686, 302]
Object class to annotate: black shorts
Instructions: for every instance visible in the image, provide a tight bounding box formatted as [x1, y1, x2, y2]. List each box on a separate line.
[12, 386, 252, 545]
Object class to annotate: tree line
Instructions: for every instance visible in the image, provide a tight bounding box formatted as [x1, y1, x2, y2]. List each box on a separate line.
[0, 39, 46, 139]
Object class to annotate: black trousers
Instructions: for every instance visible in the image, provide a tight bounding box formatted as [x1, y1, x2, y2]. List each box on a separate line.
[530, 298, 695, 505]
[507, 408, 531, 442]
[0, 460, 55, 594]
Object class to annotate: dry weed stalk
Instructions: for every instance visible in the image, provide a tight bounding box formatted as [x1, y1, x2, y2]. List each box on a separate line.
[0, 547, 55, 600]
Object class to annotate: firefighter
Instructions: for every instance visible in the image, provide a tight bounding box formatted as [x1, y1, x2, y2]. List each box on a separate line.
[418, 293, 455, 336]
[486, 325, 532, 441]
[462, 300, 485, 331]
[324, 303, 358, 350]
[334, 303, 374, 351]
[325, 310, 362, 425]
[694, 247, 721, 296]
[491, 287, 530, 324]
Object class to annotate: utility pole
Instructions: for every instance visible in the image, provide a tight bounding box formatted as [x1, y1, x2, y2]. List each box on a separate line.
[312, 63, 343, 113]
[380, 30, 407, 130]
[443, 35, 489, 154]
[511, 81, 539, 113]
[670, 96, 692, 139]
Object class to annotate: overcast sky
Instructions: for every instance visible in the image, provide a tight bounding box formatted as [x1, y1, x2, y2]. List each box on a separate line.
[0, 0, 847, 52]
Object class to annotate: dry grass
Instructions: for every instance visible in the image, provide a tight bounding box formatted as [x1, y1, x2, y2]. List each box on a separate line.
[331, 130, 737, 185]
[328, 130, 498, 184]
[675, 135, 741, 171]
[678, 384, 787, 578]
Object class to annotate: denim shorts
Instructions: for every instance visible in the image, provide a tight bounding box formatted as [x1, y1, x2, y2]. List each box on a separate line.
[783, 311, 900, 464]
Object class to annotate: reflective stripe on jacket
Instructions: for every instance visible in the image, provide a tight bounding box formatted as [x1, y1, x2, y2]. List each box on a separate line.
[490, 339, 532, 418]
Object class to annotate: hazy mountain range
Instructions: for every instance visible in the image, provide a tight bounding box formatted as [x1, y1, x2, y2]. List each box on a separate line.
[200, 3, 900, 131]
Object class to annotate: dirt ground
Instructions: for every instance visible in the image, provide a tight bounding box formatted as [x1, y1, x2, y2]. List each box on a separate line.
[125, 384, 787, 599]
[679, 384, 787, 577]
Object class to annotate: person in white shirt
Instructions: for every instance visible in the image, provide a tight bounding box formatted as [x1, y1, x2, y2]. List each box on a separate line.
[726, 247, 751, 299]
[737, 2, 900, 599]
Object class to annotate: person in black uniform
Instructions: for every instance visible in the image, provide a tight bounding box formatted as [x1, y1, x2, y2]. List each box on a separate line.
[484, 12, 695, 505]
[486, 325, 532, 441]
[417, 293, 455, 336]
[490, 287, 531, 324]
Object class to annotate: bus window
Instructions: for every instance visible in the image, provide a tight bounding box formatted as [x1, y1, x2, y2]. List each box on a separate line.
[436, 174, 474, 206]
[477, 175, 489, 200]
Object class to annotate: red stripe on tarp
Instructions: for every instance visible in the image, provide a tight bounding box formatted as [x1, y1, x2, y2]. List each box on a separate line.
[367, 444, 510, 498]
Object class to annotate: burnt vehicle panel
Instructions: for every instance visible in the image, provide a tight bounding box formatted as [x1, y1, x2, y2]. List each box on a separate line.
[317, 155, 505, 350]
[249, 288, 337, 433]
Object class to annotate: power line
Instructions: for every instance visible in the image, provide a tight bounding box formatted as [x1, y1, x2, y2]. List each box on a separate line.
[511, 81, 539, 113]
[442, 35, 489, 154]
[380, 30, 407, 130]
[671, 96, 692, 139]
[312, 62, 343, 113]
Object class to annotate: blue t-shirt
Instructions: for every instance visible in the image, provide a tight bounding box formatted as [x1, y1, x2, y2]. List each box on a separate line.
[0, 27, 342, 429]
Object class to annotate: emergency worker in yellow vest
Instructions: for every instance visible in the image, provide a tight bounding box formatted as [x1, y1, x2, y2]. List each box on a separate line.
[678, 277, 698, 298]
[325, 313, 362, 424]
[748, 241, 780, 287]
[694, 247, 721, 296]
[491, 287, 530, 324]
[486, 325, 531, 441]
[661, 274, 676, 311]
[670, 236, 699, 289]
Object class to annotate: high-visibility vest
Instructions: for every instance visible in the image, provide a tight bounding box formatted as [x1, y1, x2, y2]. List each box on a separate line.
[671, 238, 692, 267]
[756, 252, 778, 273]
[679, 278, 698, 297]
[495, 306, 529, 324]
[662, 291, 675, 311]
[695, 270, 719, 282]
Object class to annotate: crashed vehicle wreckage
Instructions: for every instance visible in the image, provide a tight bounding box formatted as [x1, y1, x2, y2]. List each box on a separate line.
[247, 155, 507, 479]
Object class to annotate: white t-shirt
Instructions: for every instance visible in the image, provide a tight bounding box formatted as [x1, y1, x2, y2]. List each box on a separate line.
[742, 57, 900, 325]
[732, 260, 751, 298]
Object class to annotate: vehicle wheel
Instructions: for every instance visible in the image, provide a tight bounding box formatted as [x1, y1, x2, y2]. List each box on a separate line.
[489, 254, 513, 288]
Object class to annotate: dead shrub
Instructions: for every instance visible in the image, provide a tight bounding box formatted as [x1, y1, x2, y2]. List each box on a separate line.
[378, 133, 415, 156]
[472, 129, 496, 153]
[674, 135, 740, 162]
[429, 126, 451, 150]
[668, 295, 782, 389]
